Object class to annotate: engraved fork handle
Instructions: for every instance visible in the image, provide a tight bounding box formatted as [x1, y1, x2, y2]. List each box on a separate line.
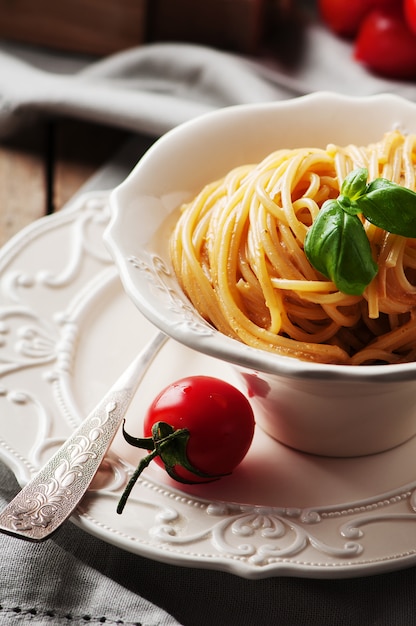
[0, 331, 167, 541]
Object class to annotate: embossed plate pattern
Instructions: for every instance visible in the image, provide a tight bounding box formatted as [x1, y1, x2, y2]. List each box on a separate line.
[2, 192, 416, 579]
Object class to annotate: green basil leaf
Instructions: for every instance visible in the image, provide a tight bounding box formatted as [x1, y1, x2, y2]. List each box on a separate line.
[356, 178, 416, 237]
[305, 200, 341, 277]
[304, 199, 378, 296]
[339, 167, 368, 214]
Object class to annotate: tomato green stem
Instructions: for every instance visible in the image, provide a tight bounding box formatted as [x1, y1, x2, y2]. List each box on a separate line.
[120, 421, 156, 450]
[116, 448, 159, 514]
[117, 421, 229, 514]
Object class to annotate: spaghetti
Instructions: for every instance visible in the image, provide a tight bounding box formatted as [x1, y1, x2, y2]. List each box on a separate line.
[169, 131, 416, 365]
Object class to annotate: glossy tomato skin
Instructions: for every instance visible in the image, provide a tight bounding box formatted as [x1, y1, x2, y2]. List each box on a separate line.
[318, 0, 397, 37]
[143, 376, 255, 482]
[405, 0, 416, 33]
[354, 8, 416, 79]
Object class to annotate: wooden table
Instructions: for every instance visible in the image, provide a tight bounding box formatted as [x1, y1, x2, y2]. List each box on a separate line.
[0, 118, 130, 247]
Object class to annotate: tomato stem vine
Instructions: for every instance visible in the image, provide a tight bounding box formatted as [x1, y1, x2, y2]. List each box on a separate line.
[117, 420, 228, 514]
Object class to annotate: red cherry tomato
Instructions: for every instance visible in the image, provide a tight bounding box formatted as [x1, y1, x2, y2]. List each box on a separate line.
[354, 8, 416, 79]
[117, 376, 256, 513]
[318, 0, 397, 38]
[404, 0, 416, 33]
[143, 376, 255, 482]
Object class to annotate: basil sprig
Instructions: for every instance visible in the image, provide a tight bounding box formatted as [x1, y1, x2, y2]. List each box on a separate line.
[304, 168, 416, 296]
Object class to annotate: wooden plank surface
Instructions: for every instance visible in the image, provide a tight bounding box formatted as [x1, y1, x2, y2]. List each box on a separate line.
[0, 0, 294, 56]
[0, 0, 147, 56]
[0, 124, 47, 248]
[148, 0, 266, 53]
[0, 119, 129, 246]
[52, 120, 130, 210]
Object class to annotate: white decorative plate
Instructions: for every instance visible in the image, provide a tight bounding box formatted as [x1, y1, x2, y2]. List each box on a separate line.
[2, 192, 416, 579]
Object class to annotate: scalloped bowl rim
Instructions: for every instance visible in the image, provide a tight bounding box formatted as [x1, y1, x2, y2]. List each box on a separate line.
[105, 91, 416, 384]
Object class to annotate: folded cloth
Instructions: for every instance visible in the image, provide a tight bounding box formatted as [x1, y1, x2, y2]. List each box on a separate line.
[0, 462, 182, 626]
[0, 19, 415, 140]
[0, 42, 275, 139]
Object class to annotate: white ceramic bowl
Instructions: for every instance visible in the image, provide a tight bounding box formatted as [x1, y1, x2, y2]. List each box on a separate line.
[105, 92, 416, 458]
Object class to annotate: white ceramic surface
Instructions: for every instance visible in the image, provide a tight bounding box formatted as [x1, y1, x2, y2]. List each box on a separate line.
[105, 92, 416, 457]
[3, 192, 416, 578]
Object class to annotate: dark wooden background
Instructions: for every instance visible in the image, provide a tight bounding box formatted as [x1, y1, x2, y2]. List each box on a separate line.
[0, 119, 130, 247]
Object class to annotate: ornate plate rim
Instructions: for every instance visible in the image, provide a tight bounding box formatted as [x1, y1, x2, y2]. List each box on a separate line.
[1, 192, 416, 580]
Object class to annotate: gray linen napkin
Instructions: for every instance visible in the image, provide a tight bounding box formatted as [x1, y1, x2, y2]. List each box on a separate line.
[0, 42, 275, 139]
[1, 21, 415, 141]
[0, 462, 182, 626]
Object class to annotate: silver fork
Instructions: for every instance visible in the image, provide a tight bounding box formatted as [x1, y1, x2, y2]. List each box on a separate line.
[0, 331, 167, 541]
